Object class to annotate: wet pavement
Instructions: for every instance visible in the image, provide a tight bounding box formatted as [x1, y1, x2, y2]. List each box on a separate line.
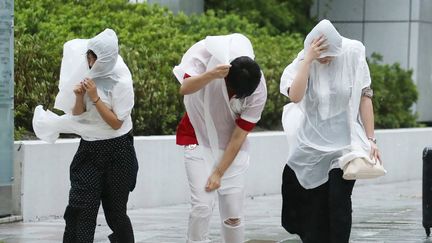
[0, 179, 430, 242]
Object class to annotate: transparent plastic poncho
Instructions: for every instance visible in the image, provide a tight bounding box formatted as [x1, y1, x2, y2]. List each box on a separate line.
[280, 20, 372, 189]
[173, 33, 267, 194]
[33, 29, 133, 143]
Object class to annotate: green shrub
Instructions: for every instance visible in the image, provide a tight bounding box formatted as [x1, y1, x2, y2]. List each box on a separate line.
[368, 53, 418, 128]
[15, 0, 302, 136]
[15, 0, 418, 139]
[204, 0, 315, 35]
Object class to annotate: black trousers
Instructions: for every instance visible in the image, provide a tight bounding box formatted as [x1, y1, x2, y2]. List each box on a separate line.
[63, 132, 139, 243]
[281, 164, 355, 243]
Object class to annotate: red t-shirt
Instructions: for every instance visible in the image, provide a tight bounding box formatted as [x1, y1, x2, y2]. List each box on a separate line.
[176, 74, 256, 145]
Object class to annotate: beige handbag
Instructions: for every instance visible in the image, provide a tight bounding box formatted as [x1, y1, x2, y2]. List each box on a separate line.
[342, 157, 386, 180]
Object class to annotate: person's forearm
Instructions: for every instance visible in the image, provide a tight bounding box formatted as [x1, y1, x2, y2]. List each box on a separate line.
[179, 72, 215, 95]
[360, 96, 375, 138]
[72, 96, 86, 115]
[215, 126, 248, 175]
[289, 60, 311, 103]
[93, 98, 123, 130]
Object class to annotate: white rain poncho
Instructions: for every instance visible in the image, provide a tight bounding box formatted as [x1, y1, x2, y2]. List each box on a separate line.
[33, 29, 134, 143]
[280, 20, 372, 189]
[173, 33, 267, 194]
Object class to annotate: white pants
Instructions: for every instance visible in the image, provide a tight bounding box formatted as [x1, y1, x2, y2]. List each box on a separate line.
[184, 145, 245, 243]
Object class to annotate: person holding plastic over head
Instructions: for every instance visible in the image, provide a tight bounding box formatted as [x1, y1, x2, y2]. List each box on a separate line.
[32, 29, 138, 243]
[279, 20, 380, 243]
[173, 33, 267, 243]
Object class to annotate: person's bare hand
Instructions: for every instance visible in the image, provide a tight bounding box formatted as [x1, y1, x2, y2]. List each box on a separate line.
[305, 34, 328, 63]
[205, 170, 222, 192]
[369, 140, 381, 162]
[82, 78, 99, 102]
[208, 64, 231, 80]
[73, 84, 86, 97]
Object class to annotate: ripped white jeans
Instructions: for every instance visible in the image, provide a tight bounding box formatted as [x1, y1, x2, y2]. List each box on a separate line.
[184, 145, 245, 243]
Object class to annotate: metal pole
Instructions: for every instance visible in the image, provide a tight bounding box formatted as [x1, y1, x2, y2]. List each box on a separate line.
[0, 0, 14, 211]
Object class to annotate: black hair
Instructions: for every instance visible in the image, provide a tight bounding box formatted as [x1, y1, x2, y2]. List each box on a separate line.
[226, 56, 261, 99]
[86, 49, 97, 59]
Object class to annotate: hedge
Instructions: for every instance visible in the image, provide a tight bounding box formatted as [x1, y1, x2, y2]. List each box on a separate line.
[368, 53, 418, 128]
[204, 0, 315, 35]
[14, 0, 418, 139]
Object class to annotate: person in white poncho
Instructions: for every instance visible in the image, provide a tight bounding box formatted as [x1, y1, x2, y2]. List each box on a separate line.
[279, 20, 380, 243]
[32, 29, 138, 243]
[173, 33, 267, 243]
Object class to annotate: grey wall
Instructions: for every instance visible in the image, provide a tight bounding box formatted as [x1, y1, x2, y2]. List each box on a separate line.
[415, 0, 432, 123]
[130, 0, 204, 15]
[312, 0, 432, 122]
[0, 0, 15, 216]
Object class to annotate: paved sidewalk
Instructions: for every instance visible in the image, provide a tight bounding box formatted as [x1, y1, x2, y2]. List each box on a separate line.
[0, 180, 431, 242]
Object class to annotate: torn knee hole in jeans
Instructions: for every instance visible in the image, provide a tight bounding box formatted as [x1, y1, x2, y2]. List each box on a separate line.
[223, 217, 241, 227]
